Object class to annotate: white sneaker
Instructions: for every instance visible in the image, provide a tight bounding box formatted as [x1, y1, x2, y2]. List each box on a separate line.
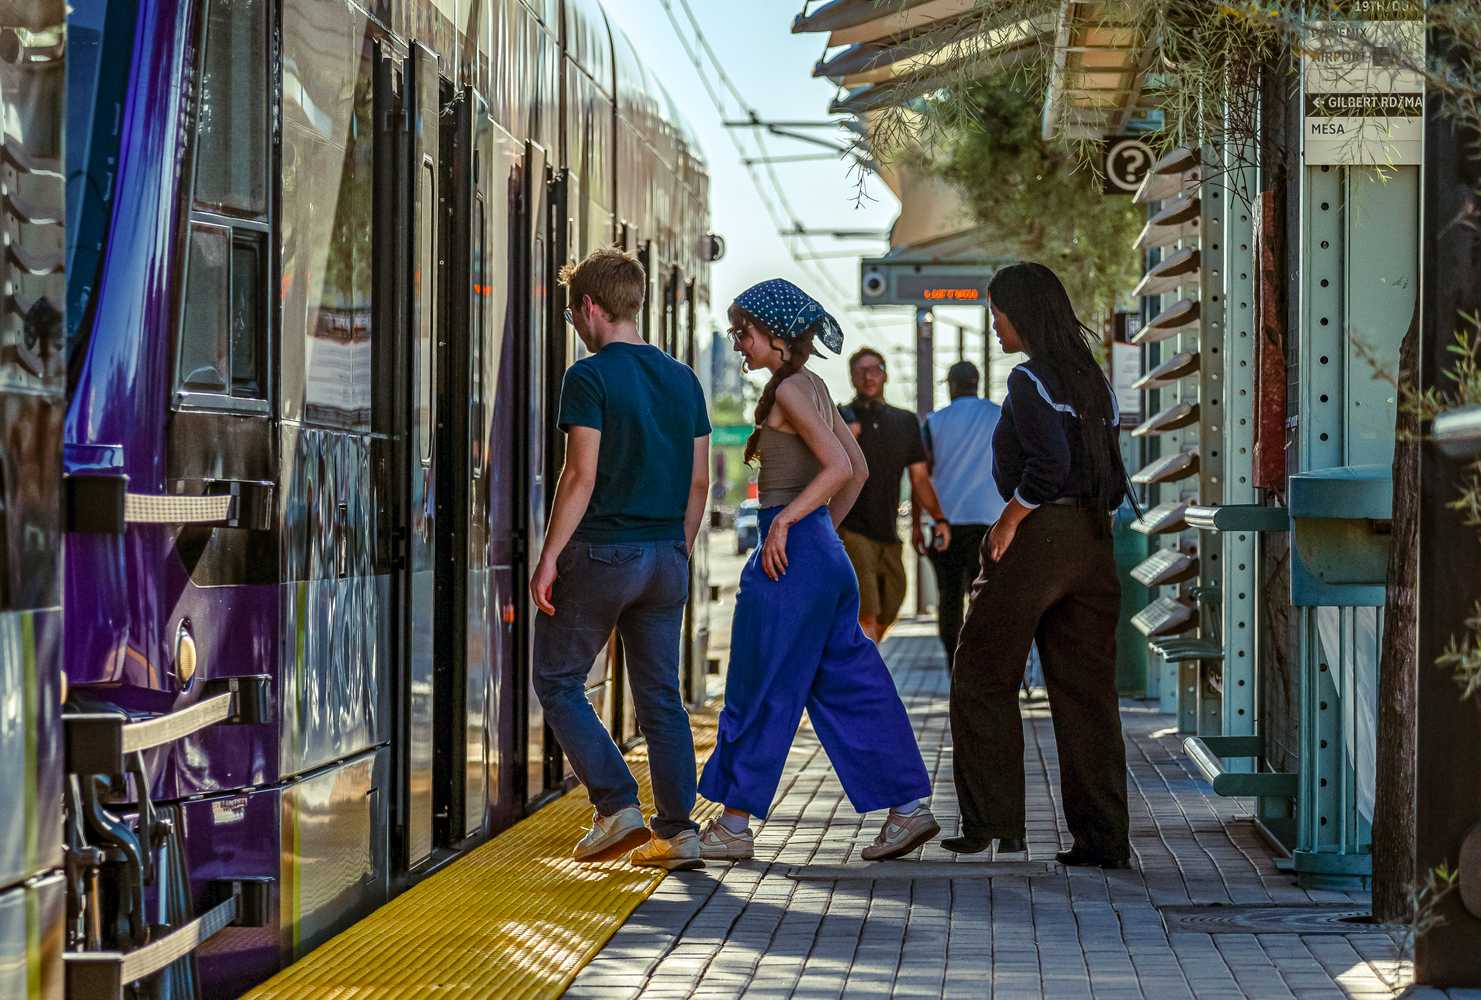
[860, 807, 941, 861]
[573, 806, 651, 862]
[629, 829, 705, 871]
[698, 819, 755, 861]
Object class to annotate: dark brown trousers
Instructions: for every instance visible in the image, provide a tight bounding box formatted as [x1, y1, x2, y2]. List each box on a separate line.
[950, 504, 1130, 857]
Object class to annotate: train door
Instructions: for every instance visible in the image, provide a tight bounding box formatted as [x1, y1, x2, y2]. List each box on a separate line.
[682, 274, 709, 705]
[513, 141, 557, 808]
[402, 41, 440, 871]
[436, 85, 495, 846]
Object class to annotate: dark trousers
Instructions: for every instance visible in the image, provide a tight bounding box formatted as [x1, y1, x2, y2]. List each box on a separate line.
[534, 539, 698, 839]
[950, 505, 1129, 857]
[926, 523, 989, 667]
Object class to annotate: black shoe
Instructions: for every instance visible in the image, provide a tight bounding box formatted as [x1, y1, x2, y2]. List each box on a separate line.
[994, 837, 1028, 856]
[1055, 847, 1132, 869]
[941, 835, 993, 855]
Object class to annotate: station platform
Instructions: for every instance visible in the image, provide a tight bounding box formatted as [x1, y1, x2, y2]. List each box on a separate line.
[243, 716, 724, 999]
[247, 623, 1450, 1000]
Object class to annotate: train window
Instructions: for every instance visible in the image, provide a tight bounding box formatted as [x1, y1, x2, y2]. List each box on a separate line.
[471, 196, 486, 479]
[176, 0, 270, 411]
[178, 224, 230, 391]
[417, 161, 435, 465]
[192, 0, 267, 218]
[231, 234, 265, 396]
[177, 224, 268, 401]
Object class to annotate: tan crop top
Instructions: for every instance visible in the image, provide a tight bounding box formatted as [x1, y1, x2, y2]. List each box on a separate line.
[756, 369, 837, 508]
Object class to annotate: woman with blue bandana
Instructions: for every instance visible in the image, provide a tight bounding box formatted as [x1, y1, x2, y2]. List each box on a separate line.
[697, 279, 937, 862]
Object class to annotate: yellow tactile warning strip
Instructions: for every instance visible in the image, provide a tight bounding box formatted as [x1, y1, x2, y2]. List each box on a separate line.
[244, 710, 722, 1000]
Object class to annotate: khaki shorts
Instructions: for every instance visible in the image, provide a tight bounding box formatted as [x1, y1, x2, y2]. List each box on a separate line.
[840, 528, 907, 628]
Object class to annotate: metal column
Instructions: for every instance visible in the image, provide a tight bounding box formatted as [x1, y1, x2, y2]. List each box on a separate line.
[915, 308, 934, 617]
[1195, 151, 1227, 737]
[1291, 157, 1418, 888]
[1220, 134, 1260, 746]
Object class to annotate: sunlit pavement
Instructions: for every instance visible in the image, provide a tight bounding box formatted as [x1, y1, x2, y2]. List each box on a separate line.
[562, 625, 1456, 1000]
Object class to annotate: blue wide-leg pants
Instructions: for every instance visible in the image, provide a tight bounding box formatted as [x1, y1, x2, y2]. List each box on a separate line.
[699, 506, 932, 818]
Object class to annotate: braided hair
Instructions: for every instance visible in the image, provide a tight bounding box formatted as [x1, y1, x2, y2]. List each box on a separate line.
[730, 303, 817, 466]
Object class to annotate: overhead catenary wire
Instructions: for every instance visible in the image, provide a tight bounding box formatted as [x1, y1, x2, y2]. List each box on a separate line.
[657, 0, 890, 327]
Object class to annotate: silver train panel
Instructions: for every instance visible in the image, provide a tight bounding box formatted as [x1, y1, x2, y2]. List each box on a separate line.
[0, 881, 23, 997]
[280, 0, 376, 434]
[278, 427, 390, 778]
[280, 747, 389, 962]
[0, 874, 64, 1000]
[0, 610, 62, 890]
[463, 560, 494, 835]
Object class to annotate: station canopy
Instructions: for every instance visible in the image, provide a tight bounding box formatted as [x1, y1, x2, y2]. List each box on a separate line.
[792, 0, 1152, 261]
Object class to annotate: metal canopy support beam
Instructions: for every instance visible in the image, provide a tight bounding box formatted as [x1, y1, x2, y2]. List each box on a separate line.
[1291, 128, 1417, 887]
[1220, 120, 1260, 755]
[915, 307, 935, 616]
[1294, 160, 1360, 890]
[1196, 144, 1227, 739]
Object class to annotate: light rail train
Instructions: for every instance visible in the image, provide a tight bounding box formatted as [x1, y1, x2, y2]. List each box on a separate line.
[0, 0, 717, 994]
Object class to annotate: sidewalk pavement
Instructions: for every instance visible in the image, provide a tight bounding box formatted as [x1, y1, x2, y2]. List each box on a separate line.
[565, 622, 1449, 1000]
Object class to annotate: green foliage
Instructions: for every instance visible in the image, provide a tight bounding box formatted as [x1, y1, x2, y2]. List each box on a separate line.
[1379, 317, 1481, 702]
[711, 393, 747, 425]
[928, 73, 1143, 316]
[1396, 864, 1461, 958]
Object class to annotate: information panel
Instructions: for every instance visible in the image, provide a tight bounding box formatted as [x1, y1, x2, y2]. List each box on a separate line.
[860, 260, 999, 308]
[1302, 3, 1424, 166]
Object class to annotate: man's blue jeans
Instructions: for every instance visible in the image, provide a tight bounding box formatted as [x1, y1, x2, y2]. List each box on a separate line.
[533, 539, 699, 839]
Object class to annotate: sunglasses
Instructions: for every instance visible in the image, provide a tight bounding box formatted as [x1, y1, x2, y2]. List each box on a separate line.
[563, 306, 575, 327]
[854, 362, 886, 377]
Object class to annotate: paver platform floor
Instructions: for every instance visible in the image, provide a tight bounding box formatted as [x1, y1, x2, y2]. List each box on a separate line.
[565, 624, 1442, 1000]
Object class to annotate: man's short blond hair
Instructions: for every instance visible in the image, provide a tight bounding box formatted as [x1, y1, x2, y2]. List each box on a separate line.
[558, 246, 646, 323]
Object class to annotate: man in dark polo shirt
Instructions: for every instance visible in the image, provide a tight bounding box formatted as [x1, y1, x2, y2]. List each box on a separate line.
[839, 347, 950, 643]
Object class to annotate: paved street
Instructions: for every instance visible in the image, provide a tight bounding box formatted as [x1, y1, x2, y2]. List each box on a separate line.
[564, 625, 1448, 1000]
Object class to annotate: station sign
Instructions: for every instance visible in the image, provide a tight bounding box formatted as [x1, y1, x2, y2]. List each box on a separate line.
[1101, 135, 1155, 195]
[859, 260, 997, 308]
[1301, 2, 1424, 166]
[711, 424, 753, 447]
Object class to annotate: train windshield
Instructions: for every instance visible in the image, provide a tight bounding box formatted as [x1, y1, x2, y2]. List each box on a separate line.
[65, 0, 139, 364]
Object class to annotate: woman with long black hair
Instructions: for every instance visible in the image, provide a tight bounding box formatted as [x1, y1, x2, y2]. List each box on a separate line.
[943, 261, 1134, 868]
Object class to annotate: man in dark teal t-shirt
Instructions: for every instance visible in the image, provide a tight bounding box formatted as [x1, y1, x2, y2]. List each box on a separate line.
[556, 342, 711, 541]
[530, 246, 710, 872]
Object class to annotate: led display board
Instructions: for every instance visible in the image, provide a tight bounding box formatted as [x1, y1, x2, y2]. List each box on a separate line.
[859, 260, 999, 307]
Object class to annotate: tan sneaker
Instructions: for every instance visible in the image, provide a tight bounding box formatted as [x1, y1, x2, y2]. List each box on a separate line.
[861, 807, 941, 861]
[698, 819, 754, 861]
[629, 829, 705, 871]
[573, 806, 651, 862]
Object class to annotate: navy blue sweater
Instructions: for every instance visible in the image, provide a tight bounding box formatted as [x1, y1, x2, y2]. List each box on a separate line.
[992, 360, 1126, 512]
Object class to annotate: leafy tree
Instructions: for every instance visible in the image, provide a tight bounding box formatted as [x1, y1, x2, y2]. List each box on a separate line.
[926, 72, 1142, 316]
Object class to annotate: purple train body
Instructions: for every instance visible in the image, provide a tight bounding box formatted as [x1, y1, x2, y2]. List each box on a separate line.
[0, 0, 714, 995]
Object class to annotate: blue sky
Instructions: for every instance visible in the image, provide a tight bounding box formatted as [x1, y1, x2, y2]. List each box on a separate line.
[601, 0, 992, 407]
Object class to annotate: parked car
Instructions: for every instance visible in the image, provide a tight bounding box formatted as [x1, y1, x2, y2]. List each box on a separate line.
[734, 499, 760, 554]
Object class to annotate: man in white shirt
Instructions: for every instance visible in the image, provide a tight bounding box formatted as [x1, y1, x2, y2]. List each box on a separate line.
[918, 361, 1004, 668]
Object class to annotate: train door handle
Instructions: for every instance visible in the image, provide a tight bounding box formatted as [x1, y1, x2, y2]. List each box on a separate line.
[337, 501, 349, 578]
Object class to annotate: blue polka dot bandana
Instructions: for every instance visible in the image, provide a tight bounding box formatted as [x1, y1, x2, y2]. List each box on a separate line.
[733, 278, 845, 355]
